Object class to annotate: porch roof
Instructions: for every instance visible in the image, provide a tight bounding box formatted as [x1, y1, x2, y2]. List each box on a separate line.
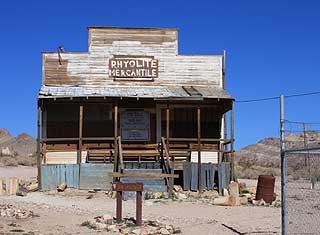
[38, 85, 234, 100]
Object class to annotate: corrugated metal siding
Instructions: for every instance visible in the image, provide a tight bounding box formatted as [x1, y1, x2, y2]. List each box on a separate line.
[41, 164, 79, 190]
[183, 162, 230, 195]
[38, 85, 233, 99]
[79, 164, 113, 190]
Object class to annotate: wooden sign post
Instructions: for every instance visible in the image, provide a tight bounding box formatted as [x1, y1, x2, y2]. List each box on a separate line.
[115, 182, 143, 226]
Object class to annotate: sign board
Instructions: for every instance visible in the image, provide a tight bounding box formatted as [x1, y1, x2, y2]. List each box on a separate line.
[109, 56, 158, 80]
[120, 111, 150, 141]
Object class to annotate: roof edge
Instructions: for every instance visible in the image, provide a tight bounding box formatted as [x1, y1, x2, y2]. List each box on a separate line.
[87, 26, 179, 31]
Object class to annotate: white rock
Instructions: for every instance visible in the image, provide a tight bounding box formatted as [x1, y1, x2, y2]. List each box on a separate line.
[213, 196, 229, 205]
[159, 227, 170, 235]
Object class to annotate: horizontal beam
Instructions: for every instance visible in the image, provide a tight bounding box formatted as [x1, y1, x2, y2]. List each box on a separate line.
[166, 137, 233, 143]
[41, 137, 116, 142]
[108, 172, 179, 179]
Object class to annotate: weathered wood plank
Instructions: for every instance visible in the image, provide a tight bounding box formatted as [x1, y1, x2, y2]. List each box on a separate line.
[108, 172, 179, 179]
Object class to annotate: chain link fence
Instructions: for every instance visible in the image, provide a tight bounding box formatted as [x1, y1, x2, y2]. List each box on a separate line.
[283, 120, 320, 234]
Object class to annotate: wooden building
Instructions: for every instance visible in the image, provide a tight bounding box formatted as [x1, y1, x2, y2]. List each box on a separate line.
[37, 27, 235, 193]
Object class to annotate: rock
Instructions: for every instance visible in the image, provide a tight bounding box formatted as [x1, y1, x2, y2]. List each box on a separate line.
[240, 196, 248, 205]
[16, 191, 27, 197]
[120, 227, 132, 234]
[241, 193, 252, 199]
[132, 228, 142, 235]
[57, 182, 67, 192]
[87, 219, 97, 228]
[174, 192, 187, 200]
[239, 182, 247, 193]
[102, 214, 113, 224]
[213, 196, 229, 205]
[227, 196, 241, 206]
[26, 182, 39, 192]
[95, 222, 107, 230]
[173, 185, 182, 192]
[252, 198, 266, 206]
[159, 228, 170, 235]
[249, 188, 256, 195]
[227, 182, 240, 206]
[223, 188, 229, 197]
[202, 190, 219, 199]
[229, 181, 239, 197]
[107, 224, 119, 232]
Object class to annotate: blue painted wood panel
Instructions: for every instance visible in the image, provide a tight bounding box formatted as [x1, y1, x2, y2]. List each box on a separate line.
[183, 162, 230, 192]
[79, 164, 113, 190]
[41, 164, 79, 191]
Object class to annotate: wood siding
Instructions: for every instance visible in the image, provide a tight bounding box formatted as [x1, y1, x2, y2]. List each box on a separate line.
[42, 27, 223, 88]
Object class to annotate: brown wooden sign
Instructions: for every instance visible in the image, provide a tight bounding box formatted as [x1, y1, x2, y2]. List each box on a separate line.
[109, 56, 158, 80]
[115, 182, 143, 192]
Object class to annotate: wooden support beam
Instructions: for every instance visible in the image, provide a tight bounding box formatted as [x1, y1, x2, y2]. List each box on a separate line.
[230, 101, 235, 181]
[42, 108, 47, 164]
[166, 105, 173, 197]
[118, 136, 124, 173]
[108, 172, 179, 179]
[136, 191, 142, 226]
[78, 104, 83, 164]
[197, 105, 202, 192]
[37, 104, 42, 189]
[114, 103, 119, 175]
[116, 191, 122, 223]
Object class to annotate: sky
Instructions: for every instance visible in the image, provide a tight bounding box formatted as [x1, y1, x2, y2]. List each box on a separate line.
[1, 0, 320, 149]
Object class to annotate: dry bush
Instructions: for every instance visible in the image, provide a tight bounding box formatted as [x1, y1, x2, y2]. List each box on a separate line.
[235, 164, 280, 179]
[237, 156, 258, 169]
[0, 154, 36, 167]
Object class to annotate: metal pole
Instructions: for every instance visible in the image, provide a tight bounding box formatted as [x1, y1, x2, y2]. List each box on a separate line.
[280, 95, 287, 235]
[230, 101, 235, 181]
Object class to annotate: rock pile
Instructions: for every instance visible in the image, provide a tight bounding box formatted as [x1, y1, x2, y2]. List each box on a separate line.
[0, 204, 35, 219]
[82, 215, 181, 235]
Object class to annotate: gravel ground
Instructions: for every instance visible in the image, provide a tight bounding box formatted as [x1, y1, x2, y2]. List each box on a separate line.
[0, 167, 281, 235]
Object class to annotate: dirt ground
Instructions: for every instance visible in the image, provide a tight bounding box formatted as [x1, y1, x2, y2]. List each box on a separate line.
[0, 167, 281, 235]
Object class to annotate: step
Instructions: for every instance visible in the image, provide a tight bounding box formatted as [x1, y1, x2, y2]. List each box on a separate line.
[124, 162, 162, 169]
[124, 169, 163, 173]
[121, 178, 166, 186]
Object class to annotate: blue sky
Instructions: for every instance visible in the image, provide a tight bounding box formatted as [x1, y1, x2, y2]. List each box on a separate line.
[1, 0, 320, 149]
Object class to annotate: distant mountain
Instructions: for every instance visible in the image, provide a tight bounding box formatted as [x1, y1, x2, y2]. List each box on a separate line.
[0, 128, 36, 157]
[235, 131, 320, 167]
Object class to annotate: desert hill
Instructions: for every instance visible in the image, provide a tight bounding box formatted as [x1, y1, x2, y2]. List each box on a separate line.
[0, 128, 36, 166]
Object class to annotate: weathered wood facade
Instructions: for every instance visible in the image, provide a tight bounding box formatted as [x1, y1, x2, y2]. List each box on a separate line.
[37, 27, 235, 193]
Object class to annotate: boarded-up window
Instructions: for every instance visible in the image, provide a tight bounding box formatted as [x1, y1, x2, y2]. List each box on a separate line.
[83, 104, 113, 137]
[161, 107, 221, 138]
[46, 104, 79, 138]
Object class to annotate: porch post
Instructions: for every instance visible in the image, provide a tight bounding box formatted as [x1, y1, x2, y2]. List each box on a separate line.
[114, 102, 119, 174]
[166, 104, 173, 196]
[197, 105, 202, 192]
[230, 101, 235, 181]
[42, 107, 47, 164]
[37, 101, 42, 189]
[78, 103, 83, 164]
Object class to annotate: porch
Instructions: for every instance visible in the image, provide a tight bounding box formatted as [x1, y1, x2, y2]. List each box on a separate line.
[37, 95, 234, 193]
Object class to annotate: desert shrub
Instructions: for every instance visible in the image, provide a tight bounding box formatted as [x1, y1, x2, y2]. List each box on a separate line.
[237, 156, 257, 169]
[1, 156, 18, 166]
[235, 164, 280, 179]
[0, 154, 36, 167]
